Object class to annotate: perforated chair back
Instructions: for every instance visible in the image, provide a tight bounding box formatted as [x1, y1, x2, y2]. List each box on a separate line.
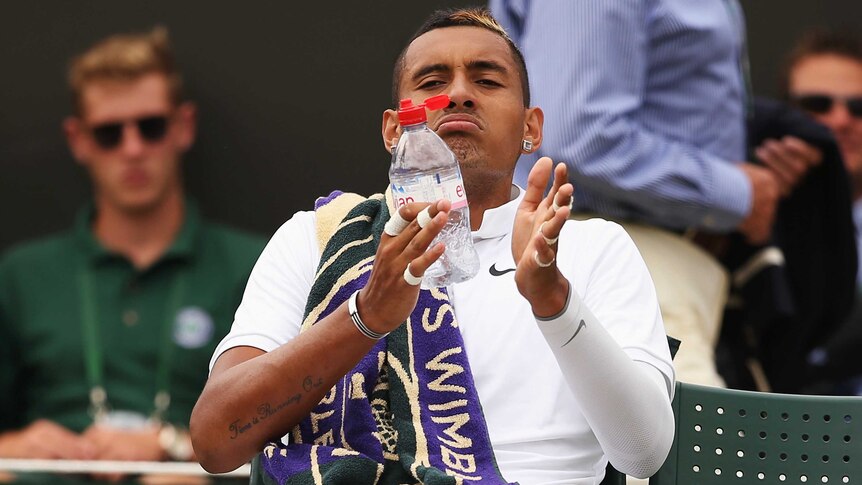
[650, 382, 862, 484]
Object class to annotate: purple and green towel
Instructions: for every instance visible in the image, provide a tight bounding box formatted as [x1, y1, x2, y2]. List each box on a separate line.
[252, 191, 515, 485]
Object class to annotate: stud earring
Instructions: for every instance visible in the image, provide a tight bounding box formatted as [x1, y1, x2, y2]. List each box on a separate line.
[522, 139, 533, 152]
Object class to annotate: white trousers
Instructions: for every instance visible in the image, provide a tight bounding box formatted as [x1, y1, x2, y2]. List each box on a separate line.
[620, 221, 729, 388]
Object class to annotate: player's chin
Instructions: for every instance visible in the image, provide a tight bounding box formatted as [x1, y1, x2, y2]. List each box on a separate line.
[444, 137, 481, 162]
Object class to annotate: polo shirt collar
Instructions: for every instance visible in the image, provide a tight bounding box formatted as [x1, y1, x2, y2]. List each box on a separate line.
[74, 199, 201, 265]
[472, 185, 523, 241]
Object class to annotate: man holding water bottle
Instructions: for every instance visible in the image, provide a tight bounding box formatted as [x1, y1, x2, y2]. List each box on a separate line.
[192, 8, 674, 484]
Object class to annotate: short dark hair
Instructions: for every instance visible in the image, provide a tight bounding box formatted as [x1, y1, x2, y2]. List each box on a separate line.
[391, 7, 530, 107]
[781, 29, 862, 97]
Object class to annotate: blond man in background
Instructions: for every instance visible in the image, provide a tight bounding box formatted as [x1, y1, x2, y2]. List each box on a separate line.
[0, 28, 264, 462]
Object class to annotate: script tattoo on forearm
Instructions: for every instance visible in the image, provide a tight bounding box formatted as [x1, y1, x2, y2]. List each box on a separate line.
[229, 375, 324, 439]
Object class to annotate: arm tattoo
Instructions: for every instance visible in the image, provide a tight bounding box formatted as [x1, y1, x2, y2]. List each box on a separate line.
[228, 375, 324, 439]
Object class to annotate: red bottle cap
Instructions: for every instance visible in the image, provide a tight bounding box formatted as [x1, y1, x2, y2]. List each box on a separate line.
[397, 94, 451, 126]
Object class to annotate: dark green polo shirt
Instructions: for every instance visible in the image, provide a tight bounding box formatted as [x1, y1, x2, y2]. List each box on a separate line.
[0, 202, 265, 433]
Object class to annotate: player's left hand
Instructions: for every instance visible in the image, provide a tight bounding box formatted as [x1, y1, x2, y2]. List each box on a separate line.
[512, 157, 573, 317]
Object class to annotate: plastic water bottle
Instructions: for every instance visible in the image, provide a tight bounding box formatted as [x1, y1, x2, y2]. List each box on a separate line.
[389, 94, 480, 288]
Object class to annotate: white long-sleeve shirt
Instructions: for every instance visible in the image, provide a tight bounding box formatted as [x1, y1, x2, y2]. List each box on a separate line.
[212, 187, 675, 484]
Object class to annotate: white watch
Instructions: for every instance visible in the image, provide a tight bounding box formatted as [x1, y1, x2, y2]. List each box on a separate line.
[158, 423, 194, 461]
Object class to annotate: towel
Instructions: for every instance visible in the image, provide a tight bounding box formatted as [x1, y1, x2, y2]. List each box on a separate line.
[253, 191, 514, 485]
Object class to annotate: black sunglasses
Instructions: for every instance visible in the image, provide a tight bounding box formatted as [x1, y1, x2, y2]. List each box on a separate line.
[791, 94, 862, 118]
[89, 115, 170, 150]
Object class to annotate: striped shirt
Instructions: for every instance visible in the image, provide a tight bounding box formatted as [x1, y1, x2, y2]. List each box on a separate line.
[491, 0, 751, 231]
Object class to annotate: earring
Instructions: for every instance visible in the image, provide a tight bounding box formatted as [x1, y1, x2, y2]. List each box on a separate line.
[522, 139, 533, 152]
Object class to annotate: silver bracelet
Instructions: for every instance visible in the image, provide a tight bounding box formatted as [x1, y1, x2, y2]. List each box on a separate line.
[347, 290, 389, 340]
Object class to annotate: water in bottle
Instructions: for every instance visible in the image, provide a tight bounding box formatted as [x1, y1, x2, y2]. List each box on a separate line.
[389, 94, 480, 288]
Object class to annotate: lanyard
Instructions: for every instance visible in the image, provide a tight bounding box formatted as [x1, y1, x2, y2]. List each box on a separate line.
[78, 262, 187, 424]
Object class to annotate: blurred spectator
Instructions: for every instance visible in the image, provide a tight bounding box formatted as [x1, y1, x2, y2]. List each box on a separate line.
[786, 30, 862, 261]
[490, 0, 826, 387]
[784, 29, 862, 394]
[717, 95, 855, 394]
[0, 28, 264, 462]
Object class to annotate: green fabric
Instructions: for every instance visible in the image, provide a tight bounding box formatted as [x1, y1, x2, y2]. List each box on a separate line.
[0, 200, 265, 433]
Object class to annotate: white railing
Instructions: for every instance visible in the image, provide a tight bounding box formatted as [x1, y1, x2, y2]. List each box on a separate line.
[0, 459, 250, 477]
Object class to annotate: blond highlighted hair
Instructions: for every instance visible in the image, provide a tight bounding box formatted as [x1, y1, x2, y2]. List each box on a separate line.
[68, 26, 182, 115]
[444, 8, 512, 39]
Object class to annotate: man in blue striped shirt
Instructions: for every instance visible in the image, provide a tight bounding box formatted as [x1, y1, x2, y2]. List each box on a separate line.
[490, 0, 821, 387]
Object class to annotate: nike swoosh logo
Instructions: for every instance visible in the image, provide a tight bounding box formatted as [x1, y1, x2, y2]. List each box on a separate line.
[489, 263, 516, 276]
[562, 319, 586, 347]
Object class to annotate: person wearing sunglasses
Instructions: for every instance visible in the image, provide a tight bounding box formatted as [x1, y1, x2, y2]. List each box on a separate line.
[786, 30, 862, 202]
[784, 30, 862, 396]
[0, 28, 265, 466]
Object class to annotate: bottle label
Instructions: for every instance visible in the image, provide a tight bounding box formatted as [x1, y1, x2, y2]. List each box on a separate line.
[392, 174, 468, 210]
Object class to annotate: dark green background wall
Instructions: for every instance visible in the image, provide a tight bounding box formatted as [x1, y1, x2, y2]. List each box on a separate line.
[1, 1, 859, 250]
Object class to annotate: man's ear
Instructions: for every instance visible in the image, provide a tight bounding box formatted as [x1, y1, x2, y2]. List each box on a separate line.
[522, 106, 544, 153]
[382, 109, 402, 153]
[63, 116, 89, 165]
[174, 101, 197, 153]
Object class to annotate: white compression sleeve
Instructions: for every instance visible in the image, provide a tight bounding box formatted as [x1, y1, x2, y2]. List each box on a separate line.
[536, 284, 675, 479]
